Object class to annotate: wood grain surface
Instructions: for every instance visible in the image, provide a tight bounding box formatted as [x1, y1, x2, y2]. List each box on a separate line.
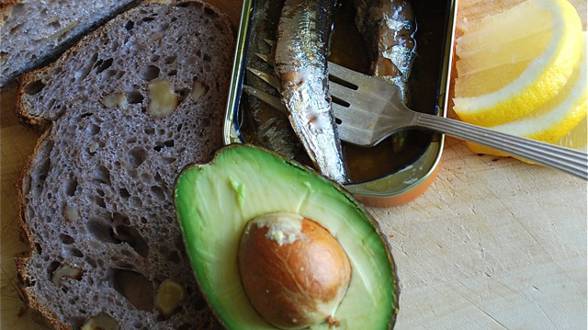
[1, 1, 586, 329]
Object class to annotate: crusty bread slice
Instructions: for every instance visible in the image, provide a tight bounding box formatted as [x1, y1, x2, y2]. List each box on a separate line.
[16, 1, 234, 329]
[0, 0, 138, 86]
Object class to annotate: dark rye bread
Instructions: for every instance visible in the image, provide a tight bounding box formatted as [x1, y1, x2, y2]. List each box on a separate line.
[0, 0, 137, 86]
[15, 1, 234, 329]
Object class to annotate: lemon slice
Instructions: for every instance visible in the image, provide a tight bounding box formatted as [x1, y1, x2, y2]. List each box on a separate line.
[453, 0, 583, 126]
[491, 50, 586, 142]
[466, 35, 587, 156]
[466, 46, 587, 156]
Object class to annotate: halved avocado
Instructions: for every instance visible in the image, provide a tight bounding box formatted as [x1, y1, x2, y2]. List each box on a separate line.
[174, 145, 398, 329]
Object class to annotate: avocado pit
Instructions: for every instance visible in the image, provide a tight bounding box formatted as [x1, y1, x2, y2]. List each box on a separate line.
[238, 212, 351, 329]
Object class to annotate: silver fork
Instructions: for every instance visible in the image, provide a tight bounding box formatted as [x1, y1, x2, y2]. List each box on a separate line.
[245, 53, 588, 180]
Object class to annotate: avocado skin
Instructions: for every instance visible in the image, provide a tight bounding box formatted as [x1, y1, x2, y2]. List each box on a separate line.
[174, 144, 399, 329]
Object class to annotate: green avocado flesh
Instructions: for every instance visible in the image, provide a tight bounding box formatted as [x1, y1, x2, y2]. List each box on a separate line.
[174, 145, 398, 329]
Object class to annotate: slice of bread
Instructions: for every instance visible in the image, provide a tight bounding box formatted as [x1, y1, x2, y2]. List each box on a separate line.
[0, 0, 137, 86]
[15, 1, 234, 329]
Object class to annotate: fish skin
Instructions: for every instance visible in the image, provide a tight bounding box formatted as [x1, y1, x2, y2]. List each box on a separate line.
[275, 0, 349, 183]
[353, 0, 417, 100]
[245, 0, 301, 159]
[354, 0, 416, 152]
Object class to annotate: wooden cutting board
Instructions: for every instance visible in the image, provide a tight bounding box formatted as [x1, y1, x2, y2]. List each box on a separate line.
[1, 1, 586, 329]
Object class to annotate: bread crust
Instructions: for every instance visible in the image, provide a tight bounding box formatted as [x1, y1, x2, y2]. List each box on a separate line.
[14, 1, 234, 328]
[0, 0, 20, 12]
[16, 129, 72, 330]
[15, 74, 52, 129]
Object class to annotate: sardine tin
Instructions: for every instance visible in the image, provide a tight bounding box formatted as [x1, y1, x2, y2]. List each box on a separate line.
[224, 0, 458, 207]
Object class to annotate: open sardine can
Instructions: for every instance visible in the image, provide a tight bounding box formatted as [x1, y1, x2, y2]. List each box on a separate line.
[223, 0, 458, 207]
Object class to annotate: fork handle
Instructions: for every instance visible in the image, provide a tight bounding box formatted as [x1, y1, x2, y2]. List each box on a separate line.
[414, 113, 588, 180]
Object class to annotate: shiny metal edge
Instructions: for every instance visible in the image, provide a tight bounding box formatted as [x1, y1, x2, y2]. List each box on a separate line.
[223, 0, 252, 146]
[223, 0, 458, 202]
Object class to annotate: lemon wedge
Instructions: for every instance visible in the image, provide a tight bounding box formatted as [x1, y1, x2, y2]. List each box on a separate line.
[454, 0, 583, 126]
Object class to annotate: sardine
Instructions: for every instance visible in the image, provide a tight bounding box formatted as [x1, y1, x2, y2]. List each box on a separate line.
[245, 0, 301, 159]
[275, 0, 349, 183]
[353, 0, 416, 100]
[353, 0, 416, 152]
